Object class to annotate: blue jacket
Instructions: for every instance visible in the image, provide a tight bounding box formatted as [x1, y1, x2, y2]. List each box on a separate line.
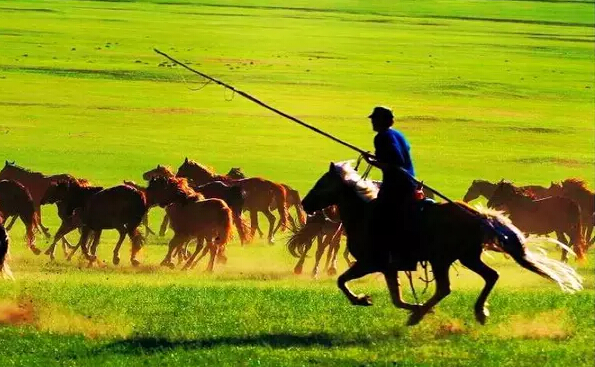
[374, 128, 416, 195]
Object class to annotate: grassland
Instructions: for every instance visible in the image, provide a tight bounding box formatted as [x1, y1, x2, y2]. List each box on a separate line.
[0, 0, 594, 366]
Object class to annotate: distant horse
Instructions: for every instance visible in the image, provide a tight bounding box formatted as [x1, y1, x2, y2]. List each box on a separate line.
[146, 176, 233, 271]
[463, 179, 549, 203]
[142, 165, 176, 181]
[287, 206, 346, 278]
[301, 162, 582, 325]
[549, 178, 594, 245]
[0, 223, 13, 280]
[488, 181, 586, 262]
[40, 180, 103, 260]
[0, 180, 40, 255]
[227, 167, 246, 179]
[76, 185, 147, 266]
[177, 158, 288, 244]
[0, 161, 78, 238]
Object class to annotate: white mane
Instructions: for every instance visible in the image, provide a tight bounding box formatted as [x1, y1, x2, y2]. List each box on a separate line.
[332, 161, 379, 202]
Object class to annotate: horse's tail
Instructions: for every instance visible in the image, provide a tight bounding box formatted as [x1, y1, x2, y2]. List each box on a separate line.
[0, 224, 14, 280]
[215, 205, 234, 264]
[233, 213, 252, 244]
[290, 190, 307, 226]
[25, 209, 40, 253]
[272, 183, 289, 232]
[479, 207, 583, 292]
[286, 215, 323, 258]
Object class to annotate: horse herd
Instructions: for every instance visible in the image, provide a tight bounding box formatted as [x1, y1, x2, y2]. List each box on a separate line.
[0, 158, 593, 281]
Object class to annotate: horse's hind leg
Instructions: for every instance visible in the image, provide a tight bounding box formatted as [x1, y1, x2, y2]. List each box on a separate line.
[35, 206, 51, 239]
[183, 237, 205, 270]
[337, 261, 375, 306]
[142, 212, 155, 237]
[45, 220, 76, 260]
[159, 213, 169, 237]
[249, 211, 262, 239]
[555, 231, 569, 262]
[263, 209, 277, 245]
[4, 215, 18, 231]
[384, 269, 420, 311]
[111, 228, 127, 265]
[459, 253, 499, 325]
[407, 264, 451, 326]
[293, 240, 313, 275]
[161, 234, 186, 268]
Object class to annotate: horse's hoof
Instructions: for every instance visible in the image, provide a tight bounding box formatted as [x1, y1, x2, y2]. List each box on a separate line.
[327, 268, 337, 276]
[131, 259, 141, 267]
[113, 257, 121, 266]
[407, 309, 426, 326]
[268, 238, 275, 245]
[475, 307, 490, 325]
[44, 247, 53, 256]
[293, 266, 303, 275]
[31, 247, 41, 256]
[352, 294, 373, 306]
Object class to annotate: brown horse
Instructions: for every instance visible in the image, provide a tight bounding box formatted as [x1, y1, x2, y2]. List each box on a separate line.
[463, 179, 549, 203]
[0, 161, 78, 238]
[40, 180, 103, 260]
[0, 180, 40, 255]
[0, 223, 13, 280]
[123, 180, 157, 237]
[177, 158, 288, 244]
[549, 178, 594, 245]
[287, 206, 346, 278]
[146, 176, 233, 271]
[301, 162, 582, 325]
[75, 185, 147, 266]
[487, 181, 586, 262]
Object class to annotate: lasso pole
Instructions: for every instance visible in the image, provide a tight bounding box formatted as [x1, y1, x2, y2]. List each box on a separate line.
[154, 48, 461, 207]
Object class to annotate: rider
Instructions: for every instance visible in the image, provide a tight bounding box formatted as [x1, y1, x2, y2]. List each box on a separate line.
[363, 106, 418, 270]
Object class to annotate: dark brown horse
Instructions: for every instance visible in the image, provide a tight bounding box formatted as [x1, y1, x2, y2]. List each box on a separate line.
[301, 162, 582, 325]
[463, 179, 549, 203]
[0, 223, 13, 280]
[0, 161, 78, 238]
[123, 180, 157, 237]
[177, 158, 288, 244]
[0, 180, 40, 255]
[146, 176, 233, 271]
[549, 178, 594, 245]
[40, 180, 103, 260]
[488, 181, 586, 262]
[76, 185, 147, 266]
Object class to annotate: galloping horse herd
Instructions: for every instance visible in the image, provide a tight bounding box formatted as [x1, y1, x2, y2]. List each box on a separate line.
[0, 159, 593, 282]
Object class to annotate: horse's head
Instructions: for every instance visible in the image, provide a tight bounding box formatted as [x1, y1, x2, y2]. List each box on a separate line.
[487, 180, 515, 209]
[146, 176, 192, 207]
[41, 181, 71, 204]
[143, 164, 174, 181]
[548, 181, 563, 195]
[463, 180, 481, 202]
[302, 163, 346, 214]
[176, 157, 215, 185]
[227, 167, 246, 179]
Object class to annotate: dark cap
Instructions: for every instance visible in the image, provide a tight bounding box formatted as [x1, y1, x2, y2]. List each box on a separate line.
[368, 106, 393, 120]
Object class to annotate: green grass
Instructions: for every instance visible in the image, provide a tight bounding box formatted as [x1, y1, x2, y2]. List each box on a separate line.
[0, 0, 594, 365]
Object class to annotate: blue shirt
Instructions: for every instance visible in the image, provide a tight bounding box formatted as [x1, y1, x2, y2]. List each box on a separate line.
[374, 128, 416, 194]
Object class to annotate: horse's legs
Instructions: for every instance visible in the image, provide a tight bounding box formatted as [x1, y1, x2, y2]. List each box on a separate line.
[249, 211, 261, 239]
[21, 214, 41, 255]
[407, 264, 451, 326]
[35, 205, 51, 239]
[142, 212, 155, 237]
[383, 269, 420, 311]
[326, 226, 342, 275]
[4, 215, 18, 231]
[190, 239, 211, 270]
[159, 213, 169, 237]
[263, 209, 277, 244]
[312, 234, 329, 278]
[343, 245, 353, 267]
[161, 233, 186, 268]
[205, 240, 217, 272]
[183, 237, 205, 270]
[293, 240, 314, 275]
[45, 220, 76, 260]
[459, 253, 499, 325]
[88, 230, 102, 265]
[111, 228, 127, 265]
[337, 261, 375, 306]
[272, 213, 297, 237]
[232, 214, 246, 245]
[555, 231, 569, 262]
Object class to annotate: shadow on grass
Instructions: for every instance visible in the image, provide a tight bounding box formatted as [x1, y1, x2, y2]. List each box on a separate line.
[96, 332, 382, 354]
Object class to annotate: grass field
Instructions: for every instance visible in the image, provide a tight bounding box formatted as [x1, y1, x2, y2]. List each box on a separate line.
[0, 0, 594, 366]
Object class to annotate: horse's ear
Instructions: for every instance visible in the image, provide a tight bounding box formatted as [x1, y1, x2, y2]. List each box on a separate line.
[157, 164, 161, 168]
[329, 162, 335, 171]
[184, 157, 188, 163]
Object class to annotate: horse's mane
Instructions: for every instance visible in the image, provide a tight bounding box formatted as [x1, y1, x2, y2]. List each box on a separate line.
[154, 165, 175, 177]
[169, 177, 204, 200]
[333, 161, 379, 202]
[184, 159, 217, 177]
[500, 181, 537, 200]
[2, 162, 46, 179]
[561, 178, 591, 193]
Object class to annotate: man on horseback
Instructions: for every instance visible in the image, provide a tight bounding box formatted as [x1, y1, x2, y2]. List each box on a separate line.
[363, 106, 418, 271]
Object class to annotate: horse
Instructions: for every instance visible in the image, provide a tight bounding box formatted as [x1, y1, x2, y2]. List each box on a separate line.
[301, 162, 582, 326]
[287, 206, 346, 278]
[177, 158, 288, 244]
[142, 164, 176, 181]
[123, 180, 157, 237]
[549, 179, 594, 245]
[0, 180, 41, 255]
[488, 180, 587, 262]
[146, 176, 233, 271]
[227, 167, 246, 179]
[463, 179, 549, 203]
[75, 185, 147, 266]
[0, 161, 78, 238]
[40, 180, 103, 260]
[0, 223, 13, 280]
